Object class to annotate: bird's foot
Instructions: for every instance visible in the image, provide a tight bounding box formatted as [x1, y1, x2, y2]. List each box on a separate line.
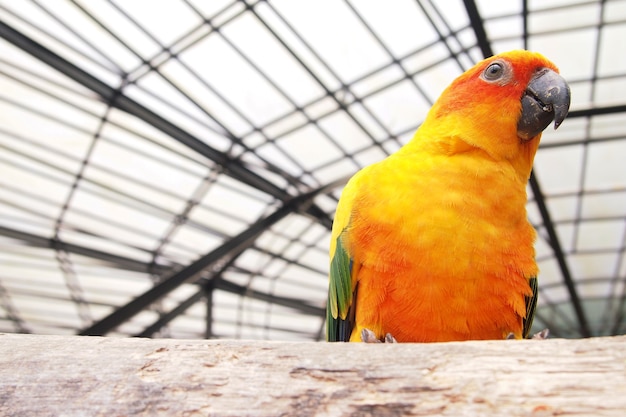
[361, 328, 397, 343]
[505, 328, 550, 340]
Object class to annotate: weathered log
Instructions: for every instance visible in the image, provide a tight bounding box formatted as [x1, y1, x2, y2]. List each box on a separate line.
[1, 333, 625, 416]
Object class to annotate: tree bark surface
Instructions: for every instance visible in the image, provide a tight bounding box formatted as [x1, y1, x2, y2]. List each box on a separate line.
[1, 333, 625, 416]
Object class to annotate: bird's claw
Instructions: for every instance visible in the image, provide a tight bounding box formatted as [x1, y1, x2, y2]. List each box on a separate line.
[361, 328, 397, 343]
[361, 329, 379, 343]
[506, 328, 550, 340]
[532, 328, 550, 339]
[384, 333, 397, 343]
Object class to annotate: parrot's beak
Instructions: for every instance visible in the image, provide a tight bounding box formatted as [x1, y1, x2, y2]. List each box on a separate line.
[517, 68, 571, 141]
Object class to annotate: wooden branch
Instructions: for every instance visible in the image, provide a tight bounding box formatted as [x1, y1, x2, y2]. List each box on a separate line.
[1, 333, 625, 416]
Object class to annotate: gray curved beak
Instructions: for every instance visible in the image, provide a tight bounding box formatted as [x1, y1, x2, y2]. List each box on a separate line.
[517, 68, 571, 141]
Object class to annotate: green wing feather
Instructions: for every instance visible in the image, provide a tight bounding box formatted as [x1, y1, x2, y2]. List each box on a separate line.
[523, 276, 538, 338]
[326, 231, 356, 342]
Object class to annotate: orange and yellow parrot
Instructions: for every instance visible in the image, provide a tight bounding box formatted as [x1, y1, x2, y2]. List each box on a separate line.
[326, 50, 570, 343]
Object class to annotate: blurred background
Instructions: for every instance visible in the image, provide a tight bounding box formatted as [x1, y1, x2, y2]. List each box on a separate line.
[0, 0, 625, 340]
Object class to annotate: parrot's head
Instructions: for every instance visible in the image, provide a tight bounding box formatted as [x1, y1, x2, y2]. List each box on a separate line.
[418, 50, 570, 173]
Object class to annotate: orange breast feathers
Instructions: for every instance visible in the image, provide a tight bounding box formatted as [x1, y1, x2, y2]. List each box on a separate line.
[343, 150, 538, 342]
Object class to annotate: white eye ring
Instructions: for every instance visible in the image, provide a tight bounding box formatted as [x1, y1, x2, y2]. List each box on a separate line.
[483, 62, 504, 81]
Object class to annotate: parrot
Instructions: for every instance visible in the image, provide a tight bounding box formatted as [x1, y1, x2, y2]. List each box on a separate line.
[326, 50, 570, 343]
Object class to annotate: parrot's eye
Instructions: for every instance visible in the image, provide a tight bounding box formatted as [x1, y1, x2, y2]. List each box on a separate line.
[483, 63, 504, 81]
[480, 60, 513, 85]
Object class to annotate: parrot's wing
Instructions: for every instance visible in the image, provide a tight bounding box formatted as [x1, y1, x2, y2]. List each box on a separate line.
[326, 173, 363, 342]
[523, 276, 538, 338]
[326, 229, 357, 342]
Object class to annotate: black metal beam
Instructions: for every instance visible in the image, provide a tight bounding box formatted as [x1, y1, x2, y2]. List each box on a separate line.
[529, 171, 591, 337]
[204, 279, 215, 339]
[463, 0, 494, 57]
[567, 104, 626, 119]
[141, 272, 327, 337]
[522, 0, 529, 50]
[134, 289, 205, 338]
[0, 225, 170, 275]
[0, 224, 329, 321]
[78, 185, 332, 336]
[214, 278, 325, 317]
[135, 240, 243, 338]
[0, 20, 332, 230]
[134, 274, 326, 338]
[462, 1, 590, 337]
